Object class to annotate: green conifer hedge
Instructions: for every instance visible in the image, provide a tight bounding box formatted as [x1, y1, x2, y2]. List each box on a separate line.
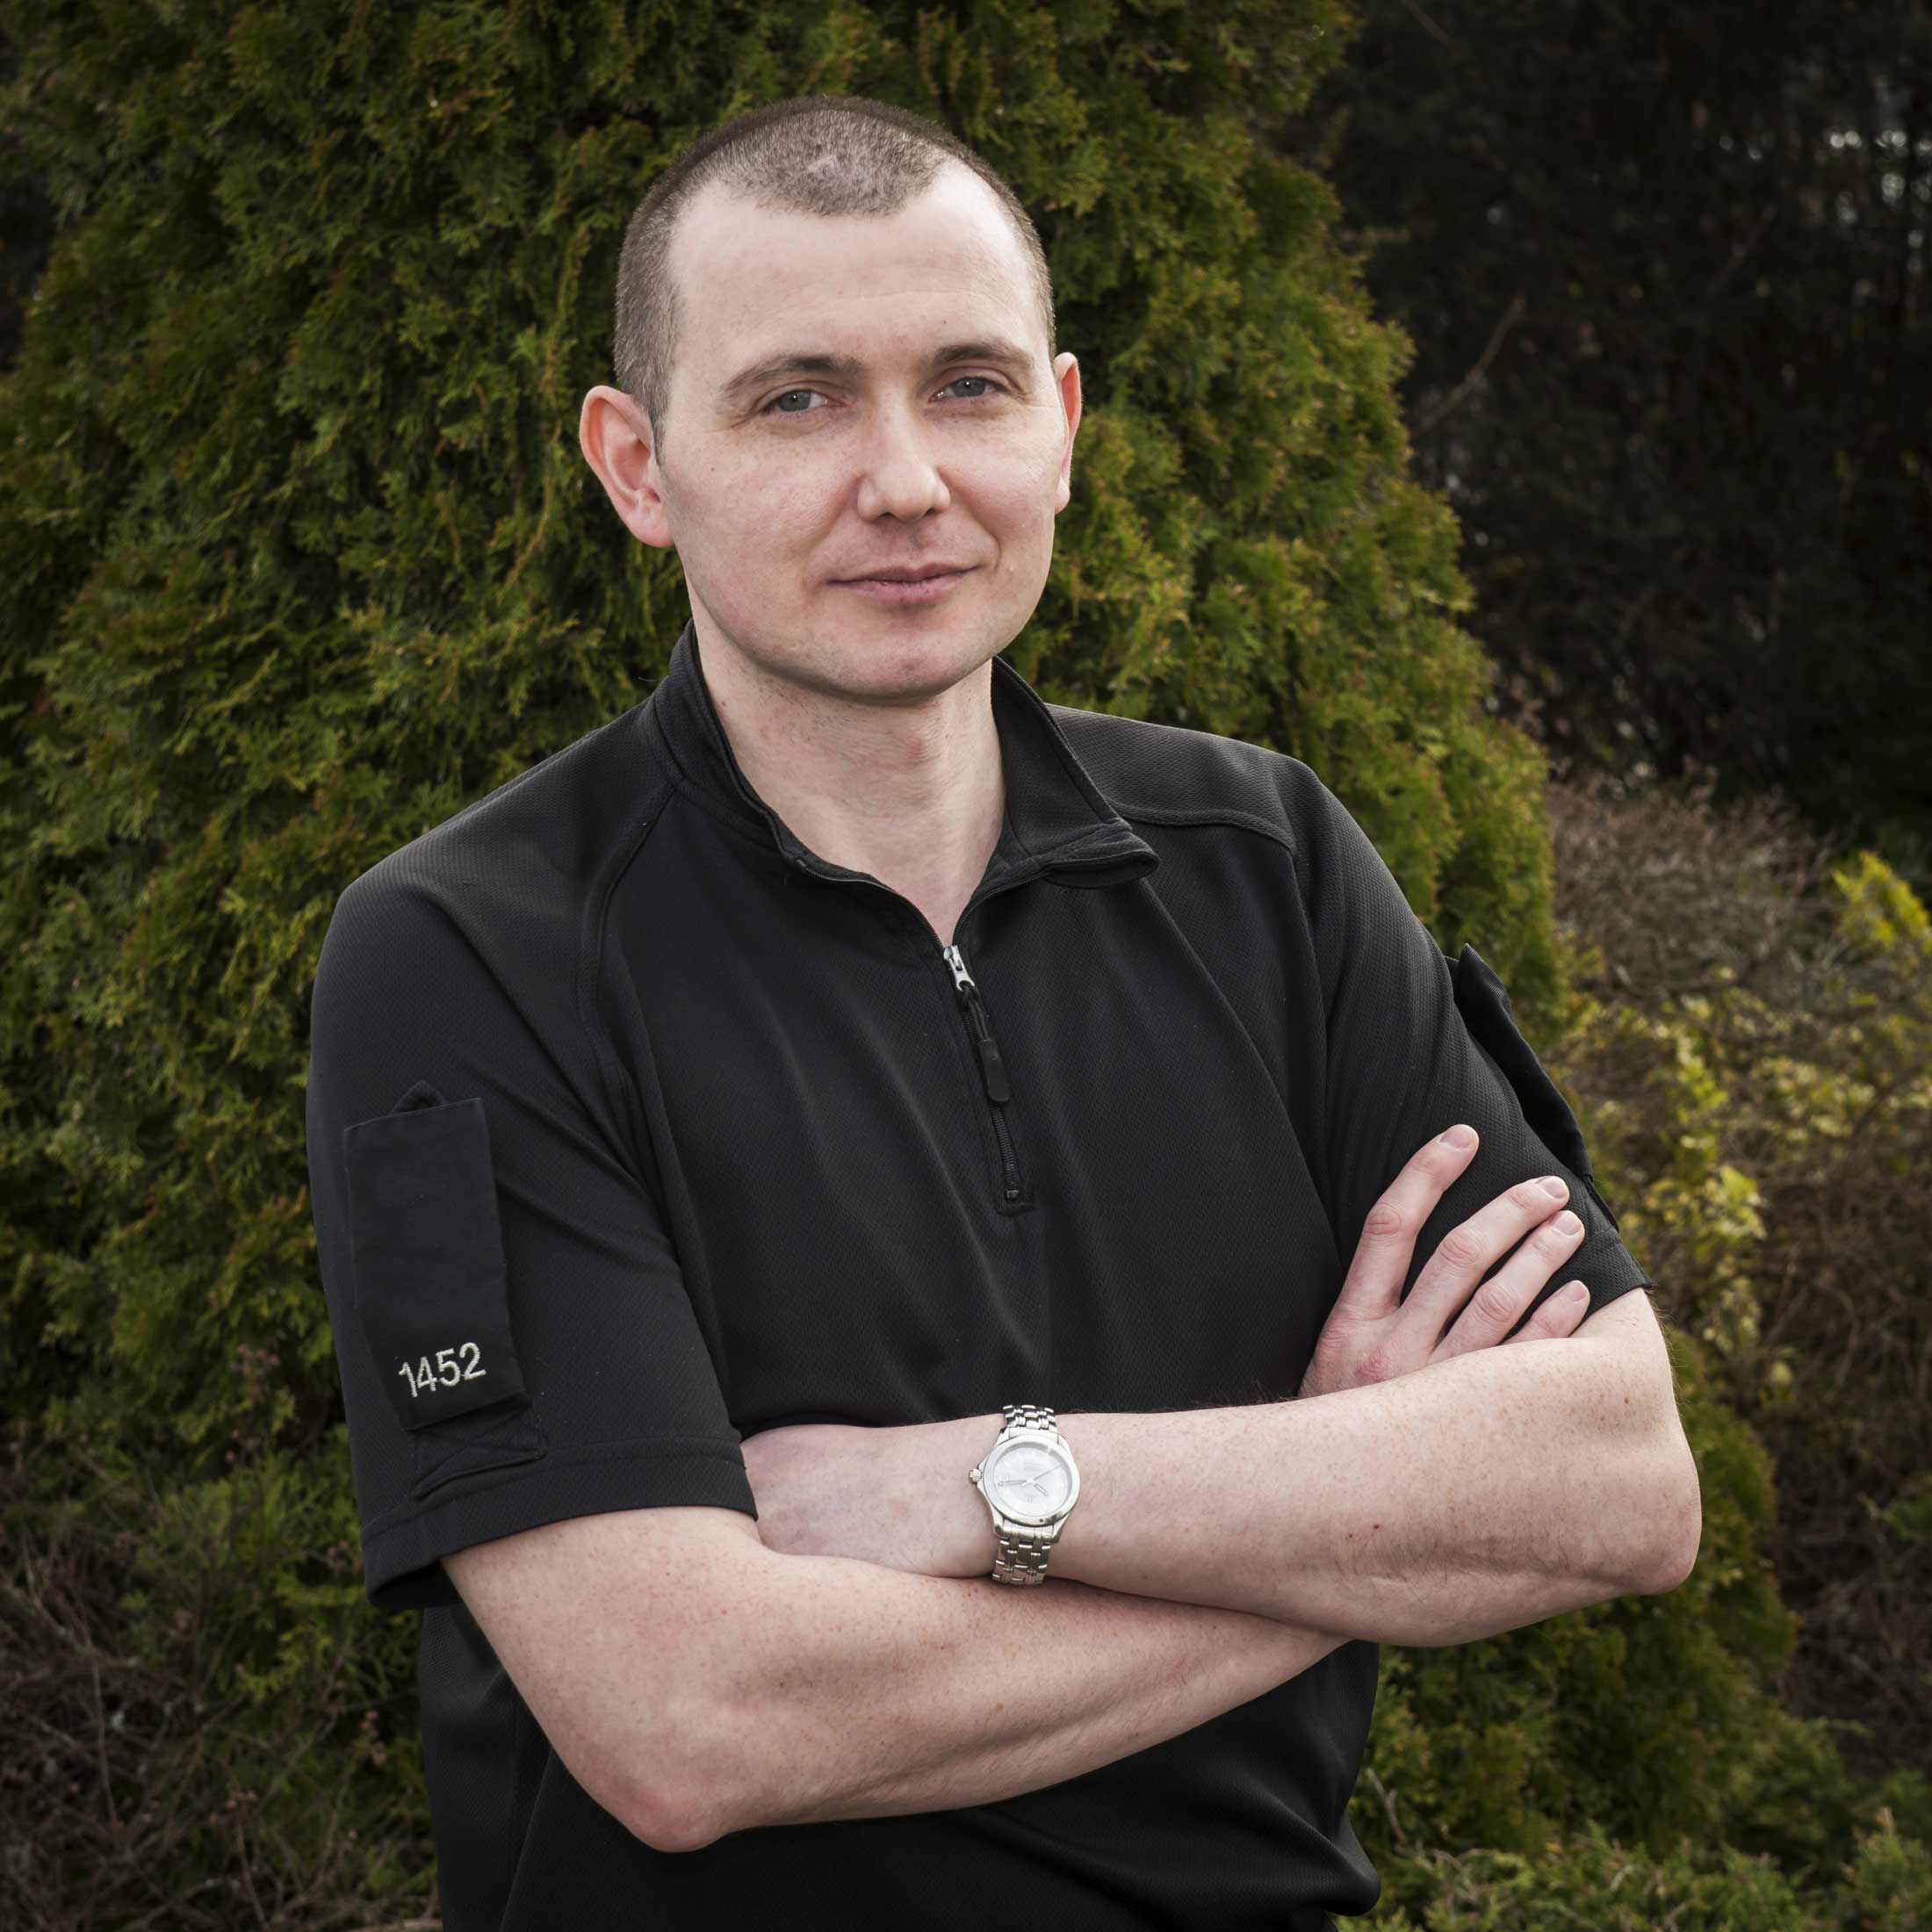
[0, 0, 1551, 1525]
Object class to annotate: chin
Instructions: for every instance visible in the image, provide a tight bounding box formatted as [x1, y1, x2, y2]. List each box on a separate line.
[833, 645, 989, 704]
[817, 612, 1003, 688]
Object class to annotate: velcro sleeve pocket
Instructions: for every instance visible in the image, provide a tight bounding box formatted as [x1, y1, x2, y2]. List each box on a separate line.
[344, 1080, 532, 1434]
[1449, 942, 1625, 1229]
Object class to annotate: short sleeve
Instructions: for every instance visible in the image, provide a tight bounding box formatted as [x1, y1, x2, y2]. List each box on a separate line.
[1289, 768, 1654, 1328]
[305, 875, 754, 1613]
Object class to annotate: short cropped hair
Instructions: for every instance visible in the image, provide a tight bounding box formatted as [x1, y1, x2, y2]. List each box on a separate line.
[613, 93, 1056, 457]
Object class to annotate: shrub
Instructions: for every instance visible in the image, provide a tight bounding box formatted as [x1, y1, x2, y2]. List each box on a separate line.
[0, 1428, 432, 1925]
[1359, 1809, 1932, 1932]
[1541, 771, 1932, 1786]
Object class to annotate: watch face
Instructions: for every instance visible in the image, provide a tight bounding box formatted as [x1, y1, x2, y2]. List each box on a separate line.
[985, 1436, 1076, 1525]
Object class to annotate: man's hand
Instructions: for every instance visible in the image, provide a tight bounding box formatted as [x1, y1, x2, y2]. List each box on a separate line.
[738, 1416, 994, 1578]
[1298, 1124, 1593, 1400]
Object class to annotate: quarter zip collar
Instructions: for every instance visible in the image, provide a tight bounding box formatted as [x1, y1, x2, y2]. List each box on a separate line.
[645, 616, 1158, 893]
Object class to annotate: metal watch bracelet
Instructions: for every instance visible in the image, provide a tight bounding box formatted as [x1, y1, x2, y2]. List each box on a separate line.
[991, 1402, 1067, 1586]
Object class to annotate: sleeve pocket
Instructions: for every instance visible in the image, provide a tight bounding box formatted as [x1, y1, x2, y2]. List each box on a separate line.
[344, 1081, 540, 1487]
[1448, 943, 1625, 1230]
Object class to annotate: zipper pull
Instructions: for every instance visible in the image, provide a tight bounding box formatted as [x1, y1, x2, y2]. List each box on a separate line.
[942, 943, 977, 998]
[941, 943, 1013, 1105]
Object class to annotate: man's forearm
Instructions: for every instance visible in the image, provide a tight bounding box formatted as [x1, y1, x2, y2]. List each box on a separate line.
[689, 1545, 1344, 1849]
[1044, 1332, 1696, 1645]
[815, 1326, 1694, 1647]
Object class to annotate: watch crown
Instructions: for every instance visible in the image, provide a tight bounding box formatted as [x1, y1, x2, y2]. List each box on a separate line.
[969, 1465, 983, 1484]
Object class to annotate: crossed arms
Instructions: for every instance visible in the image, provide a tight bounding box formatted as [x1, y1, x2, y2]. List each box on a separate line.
[443, 1127, 1702, 1856]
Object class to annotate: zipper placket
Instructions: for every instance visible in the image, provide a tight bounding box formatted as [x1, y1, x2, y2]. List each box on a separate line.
[786, 845, 1049, 1210]
[941, 941, 1028, 1207]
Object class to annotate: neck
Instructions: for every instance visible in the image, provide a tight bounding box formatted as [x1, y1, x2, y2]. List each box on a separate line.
[694, 624, 1007, 948]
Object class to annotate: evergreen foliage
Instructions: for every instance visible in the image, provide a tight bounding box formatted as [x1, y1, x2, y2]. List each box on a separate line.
[1362, 1809, 1932, 1931]
[0, 0, 1553, 1518]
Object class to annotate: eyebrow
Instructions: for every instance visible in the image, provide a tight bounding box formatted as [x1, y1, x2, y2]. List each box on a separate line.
[716, 337, 1038, 411]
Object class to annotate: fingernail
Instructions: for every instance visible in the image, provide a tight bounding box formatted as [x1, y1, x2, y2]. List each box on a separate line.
[1539, 1176, 1569, 1197]
[1554, 1210, 1582, 1236]
[1439, 1125, 1475, 1150]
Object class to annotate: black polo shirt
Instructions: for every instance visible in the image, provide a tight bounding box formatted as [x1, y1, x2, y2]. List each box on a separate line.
[305, 617, 1651, 1932]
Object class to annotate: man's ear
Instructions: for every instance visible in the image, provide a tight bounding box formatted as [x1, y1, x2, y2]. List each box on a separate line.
[579, 385, 674, 550]
[1051, 352, 1082, 515]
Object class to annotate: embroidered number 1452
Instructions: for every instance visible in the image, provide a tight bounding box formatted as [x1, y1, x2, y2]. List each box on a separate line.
[399, 1343, 487, 1400]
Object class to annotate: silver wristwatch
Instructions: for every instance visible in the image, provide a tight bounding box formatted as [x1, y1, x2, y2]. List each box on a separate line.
[968, 1403, 1081, 1584]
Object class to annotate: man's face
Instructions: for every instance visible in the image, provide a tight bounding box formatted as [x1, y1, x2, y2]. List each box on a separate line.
[627, 164, 1080, 710]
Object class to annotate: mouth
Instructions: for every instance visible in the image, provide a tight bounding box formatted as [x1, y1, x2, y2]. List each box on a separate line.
[839, 565, 975, 584]
[836, 566, 977, 603]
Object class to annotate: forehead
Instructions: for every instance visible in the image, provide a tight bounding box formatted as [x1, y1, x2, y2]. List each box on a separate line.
[667, 165, 1044, 386]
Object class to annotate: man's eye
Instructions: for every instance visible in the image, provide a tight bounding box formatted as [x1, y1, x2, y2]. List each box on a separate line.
[942, 377, 1005, 400]
[766, 388, 825, 415]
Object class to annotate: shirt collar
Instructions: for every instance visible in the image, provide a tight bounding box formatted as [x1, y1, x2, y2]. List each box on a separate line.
[645, 616, 1158, 892]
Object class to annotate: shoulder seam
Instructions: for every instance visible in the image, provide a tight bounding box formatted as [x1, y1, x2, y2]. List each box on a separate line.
[579, 773, 680, 1173]
[1107, 799, 1300, 858]
[1042, 703, 1305, 859]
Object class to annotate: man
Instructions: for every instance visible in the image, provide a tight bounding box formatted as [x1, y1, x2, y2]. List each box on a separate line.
[305, 92, 1699, 1932]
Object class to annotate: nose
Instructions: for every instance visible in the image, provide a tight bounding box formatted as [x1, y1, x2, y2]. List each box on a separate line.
[852, 400, 952, 522]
